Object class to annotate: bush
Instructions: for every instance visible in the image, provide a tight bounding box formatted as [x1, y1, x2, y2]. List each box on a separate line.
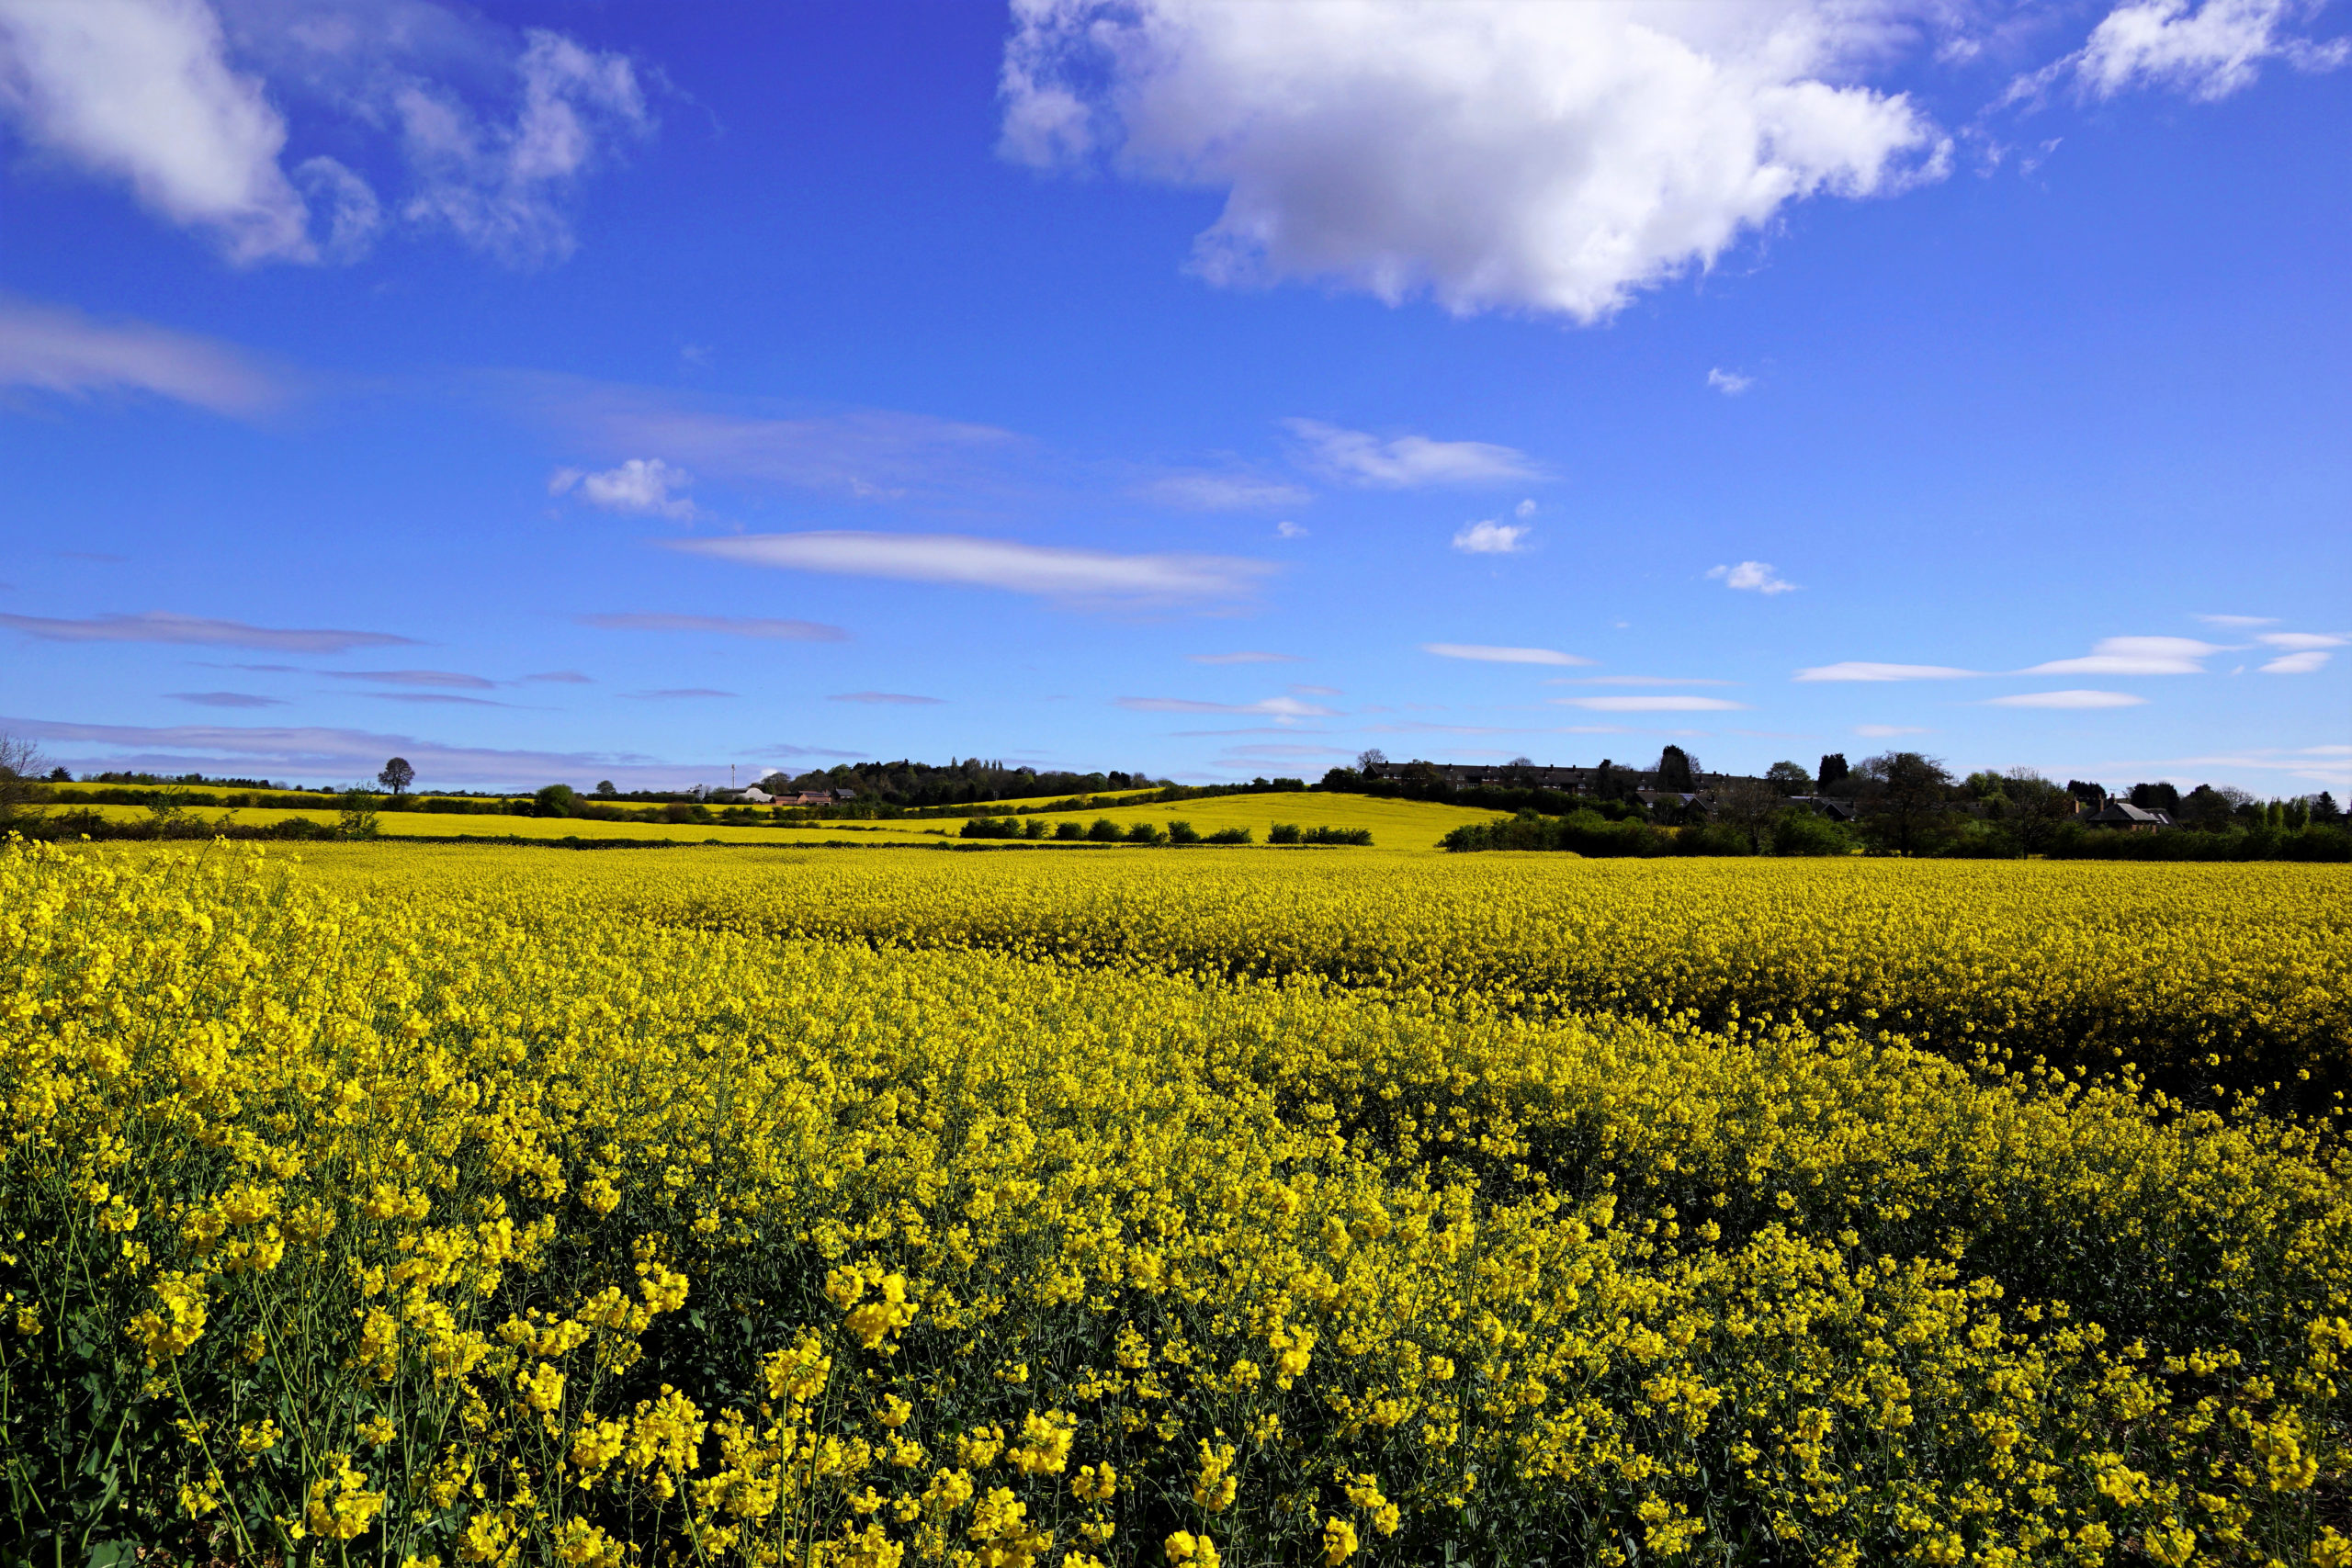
[534, 784, 579, 818]
[1125, 820, 1165, 845]
[1165, 819, 1201, 844]
[1769, 808, 1859, 857]
[958, 817, 1022, 840]
[1054, 820, 1085, 840]
[1268, 823, 1302, 845]
[1204, 827, 1251, 845]
[1086, 818, 1122, 842]
[1023, 817, 1048, 840]
[1300, 826, 1374, 846]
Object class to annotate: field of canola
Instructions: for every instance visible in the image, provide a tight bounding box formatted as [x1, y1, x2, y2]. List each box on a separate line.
[3, 838, 2349, 1568]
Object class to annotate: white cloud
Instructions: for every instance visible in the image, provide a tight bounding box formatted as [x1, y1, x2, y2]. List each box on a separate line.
[1709, 560, 1798, 594]
[1795, 660, 1978, 682]
[1001, 0, 1945, 322]
[1283, 418, 1544, 488]
[578, 613, 848, 642]
[0, 609, 412, 651]
[1985, 689, 2148, 708]
[2195, 613, 2278, 627]
[1142, 471, 1311, 510]
[394, 28, 651, 266]
[2019, 635, 2220, 676]
[1274, 519, 1307, 539]
[0, 0, 316, 262]
[0, 295, 279, 415]
[1118, 694, 1337, 720]
[1555, 694, 1747, 712]
[1513, 498, 1536, 519]
[1421, 642, 1592, 667]
[1708, 367, 1754, 395]
[2260, 649, 2331, 674]
[2256, 631, 2346, 650]
[1453, 520, 1531, 555]
[2072, 0, 2347, 103]
[1188, 650, 1300, 664]
[550, 457, 695, 520]
[1854, 723, 1928, 736]
[670, 531, 1274, 606]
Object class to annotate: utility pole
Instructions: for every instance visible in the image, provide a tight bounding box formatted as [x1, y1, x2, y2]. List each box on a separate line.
[730, 763, 737, 789]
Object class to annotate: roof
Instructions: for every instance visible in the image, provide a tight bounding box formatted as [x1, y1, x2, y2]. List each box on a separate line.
[2086, 801, 2173, 825]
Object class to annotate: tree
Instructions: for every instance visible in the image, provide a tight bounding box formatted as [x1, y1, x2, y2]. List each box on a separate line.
[1654, 745, 1697, 794]
[2129, 781, 2180, 815]
[2314, 791, 2343, 826]
[595, 780, 617, 796]
[1712, 777, 1779, 852]
[2065, 780, 2107, 809]
[1766, 761, 1814, 795]
[535, 784, 580, 818]
[377, 756, 415, 796]
[1817, 753, 1849, 795]
[1995, 769, 2075, 855]
[336, 787, 382, 840]
[1859, 750, 1952, 854]
[2177, 784, 2234, 829]
[1356, 749, 1388, 773]
[0, 732, 51, 825]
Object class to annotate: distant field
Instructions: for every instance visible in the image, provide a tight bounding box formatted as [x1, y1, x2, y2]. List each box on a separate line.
[62, 802, 956, 846]
[1028, 789, 1512, 852]
[904, 785, 1162, 815]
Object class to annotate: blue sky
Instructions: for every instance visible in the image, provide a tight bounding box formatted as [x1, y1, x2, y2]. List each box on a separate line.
[2, 0, 2346, 793]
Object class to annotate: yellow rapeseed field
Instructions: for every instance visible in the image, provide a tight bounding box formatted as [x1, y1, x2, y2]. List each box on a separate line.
[4, 839, 2347, 1568]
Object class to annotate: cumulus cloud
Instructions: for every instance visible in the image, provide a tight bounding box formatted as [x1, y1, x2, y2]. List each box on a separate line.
[669, 531, 1274, 606]
[1283, 419, 1544, 488]
[1453, 520, 1531, 555]
[2069, 0, 2347, 102]
[2019, 636, 2220, 676]
[1707, 367, 1754, 395]
[830, 691, 945, 705]
[0, 0, 314, 261]
[549, 457, 695, 520]
[393, 28, 652, 267]
[1794, 661, 1979, 682]
[1554, 694, 1747, 712]
[1141, 471, 1312, 511]
[578, 613, 849, 642]
[0, 295, 281, 415]
[1985, 689, 2147, 708]
[1421, 642, 1592, 666]
[0, 609, 413, 652]
[1001, 0, 1945, 322]
[1188, 650, 1300, 664]
[1709, 560, 1798, 594]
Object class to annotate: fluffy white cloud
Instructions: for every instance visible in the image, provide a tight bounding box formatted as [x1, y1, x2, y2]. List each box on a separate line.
[1985, 689, 2147, 708]
[550, 457, 695, 520]
[2260, 649, 2331, 674]
[1709, 560, 1798, 594]
[578, 613, 848, 642]
[0, 609, 411, 652]
[1795, 660, 1978, 682]
[1708, 367, 1754, 395]
[2073, 0, 2347, 102]
[1555, 694, 1747, 712]
[1001, 0, 1944, 321]
[395, 28, 651, 267]
[1453, 520, 1531, 555]
[0, 296, 280, 414]
[2019, 636, 2220, 676]
[1421, 642, 1592, 666]
[0, 0, 314, 261]
[1283, 419, 1544, 487]
[671, 531, 1274, 606]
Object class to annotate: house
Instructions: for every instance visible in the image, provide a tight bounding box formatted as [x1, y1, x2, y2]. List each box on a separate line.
[2085, 800, 2174, 830]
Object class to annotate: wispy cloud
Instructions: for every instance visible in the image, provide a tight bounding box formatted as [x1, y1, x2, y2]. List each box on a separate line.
[0, 297, 282, 416]
[2256, 631, 2346, 651]
[548, 458, 696, 520]
[366, 693, 512, 708]
[1707, 367, 1754, 395]
[2260, 650, 2332, 675]
[1708, 560, 1798, 594]
[1452, 520, 1531, 555]
[1795, 661, 1979, 682]
[579, 613, 849, 642]
[1552, 676, 1736, 687]
[0, 611, 413, 653]
[1421, 642, 1592, 667]
[2019, 636, 2219, 676]
[1118, 695, 1337, 720]
[1274, 519, 1307, 539]
[1985, 689, 2147, 708]
[1189, 650, 1300, 665]
[321, 669, 497, 690]
[167, 691, 285, 709]
[2196, 613, 2278, 627]
[2059, 0, 2349, 105]
[525, 671, 593, 683]
[1140, 471, 1311, 511]
[626, 689, 734, 701]
[669, 532, 1274, 606]
[1855, 723, 1928, 737]
[830, 692, 944, 705]
[1283, 419, 1544, 488]
[1553, 694, 1747, 712]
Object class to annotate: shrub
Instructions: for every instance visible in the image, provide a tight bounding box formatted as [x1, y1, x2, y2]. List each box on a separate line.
[533, 783, 579, 818]
[1165, 819, 1201, 844]
[1054, 820, 1085, 840]
[1301, 825, 1374, 846]
[1267, 822, 1303, 844]
[1087, 818, 1122, 842]
[1125, 820, 1165, 845]
[1204, 827, 1251, 844]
